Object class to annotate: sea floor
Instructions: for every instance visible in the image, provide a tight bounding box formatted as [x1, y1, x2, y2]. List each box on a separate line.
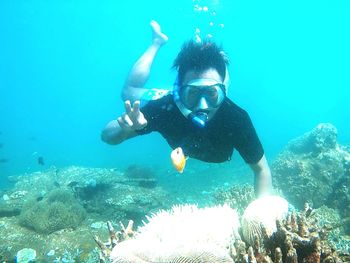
[0, 164, 349, 262]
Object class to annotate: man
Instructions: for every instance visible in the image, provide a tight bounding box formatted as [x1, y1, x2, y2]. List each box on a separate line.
[101, 21, 272, 197]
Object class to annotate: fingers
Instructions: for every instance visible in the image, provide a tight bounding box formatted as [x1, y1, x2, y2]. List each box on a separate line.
[124, 100, 132, 115]
[123, 114, 133, 126]
[124, 100, 141, 117]
[118, 114, 133, 128]
[118, 100, 145, 131]
[132, 100, 140, 113]
[117, 116, 129, 130]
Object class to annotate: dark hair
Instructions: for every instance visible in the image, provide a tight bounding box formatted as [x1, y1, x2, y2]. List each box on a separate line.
[172, 40, 229, 85]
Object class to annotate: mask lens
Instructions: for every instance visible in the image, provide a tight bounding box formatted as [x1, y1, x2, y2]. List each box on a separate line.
[180, 86, 200, 109]
[180, 83, 225, 109]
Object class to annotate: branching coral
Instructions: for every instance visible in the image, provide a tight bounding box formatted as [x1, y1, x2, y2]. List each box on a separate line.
[214, 184, 255, 215]
[232, 204, 347, 263]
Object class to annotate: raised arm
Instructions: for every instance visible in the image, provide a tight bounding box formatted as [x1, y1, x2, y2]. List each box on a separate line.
[249, 154, 272, 197]
[101, 100, 147, 145]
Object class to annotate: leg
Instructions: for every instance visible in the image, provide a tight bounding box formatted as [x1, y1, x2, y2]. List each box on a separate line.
[122, 20, 168, 102]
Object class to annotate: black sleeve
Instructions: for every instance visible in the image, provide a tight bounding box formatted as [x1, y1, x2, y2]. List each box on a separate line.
[234, 111, 264, 164]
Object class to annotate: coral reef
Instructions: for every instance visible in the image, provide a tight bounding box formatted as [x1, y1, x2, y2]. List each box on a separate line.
[231, 204, 349, 263]
[1, 121, 349, 262]
[272, 123, 350, 212]
[19, 189, 86, 234]
[16, 248, 36, 263]
[96, 202, 349, 263]
[328, 173, 350, 219]
[97, 204, 240, 262]
[286, 123, 338, 154]
[110, 204, 240, 262]
[123, 164, 157, 188]
[0, 166, 175, 262]
[0, 201, 20, 217]
[241, 196, 289, 246]
[213, 184, 256, 215]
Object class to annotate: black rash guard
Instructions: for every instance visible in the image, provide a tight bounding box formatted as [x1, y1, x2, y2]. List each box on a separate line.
[136, 94, 264, 164]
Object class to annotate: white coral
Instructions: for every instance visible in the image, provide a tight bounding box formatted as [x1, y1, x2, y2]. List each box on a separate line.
[241, 195, 289, 246]
[110, 204, 239, 263]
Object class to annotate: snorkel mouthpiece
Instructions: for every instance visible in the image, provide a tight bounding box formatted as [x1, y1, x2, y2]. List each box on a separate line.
[189, 112, 208, 127]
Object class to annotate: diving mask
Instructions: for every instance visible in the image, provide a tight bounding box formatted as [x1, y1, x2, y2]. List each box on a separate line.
[179, 79, 226, 110]
[173, 78, 226, 127]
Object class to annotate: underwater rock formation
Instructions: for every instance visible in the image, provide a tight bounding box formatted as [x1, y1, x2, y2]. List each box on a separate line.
[329, 174, 350, 218]
[0, 202, 20, 218]
[123, 164, 157, 188]
[272, 123, 350, 210]
[8, 166, 171, 224]
[19, 189, 86, 234]
[0, 166, 176, 261]
[286, 123, 338, 154]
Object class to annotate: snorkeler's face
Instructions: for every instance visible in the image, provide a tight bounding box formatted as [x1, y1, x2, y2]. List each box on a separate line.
[181, 68, 225, 120]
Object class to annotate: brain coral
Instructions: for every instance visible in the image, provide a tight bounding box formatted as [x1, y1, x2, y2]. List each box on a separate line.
[241, 195, 289, 246]
[19, 189, 86, 234]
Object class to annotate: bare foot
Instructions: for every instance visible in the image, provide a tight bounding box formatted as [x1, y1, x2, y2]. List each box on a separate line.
[150, 20, 168, 46]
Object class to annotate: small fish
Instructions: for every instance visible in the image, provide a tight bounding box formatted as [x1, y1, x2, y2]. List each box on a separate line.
[171, 147, 188, 173]
[38, 156, 45, 165]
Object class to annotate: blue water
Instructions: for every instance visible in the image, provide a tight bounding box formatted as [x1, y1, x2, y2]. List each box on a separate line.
[0, 0, 349, 186]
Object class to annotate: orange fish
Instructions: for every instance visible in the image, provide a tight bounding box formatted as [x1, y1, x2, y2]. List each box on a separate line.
[171, 147, 187, 173]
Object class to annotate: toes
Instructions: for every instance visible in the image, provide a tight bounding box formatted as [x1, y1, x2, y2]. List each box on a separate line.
[150, 20, 160, 31]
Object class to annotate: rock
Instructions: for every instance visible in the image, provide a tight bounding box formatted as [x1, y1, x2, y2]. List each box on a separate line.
[16, 248, 36, 263]
[46, 249, 55, 257]
[0, 205, 21, 217]
[272, 123, 349, 209]
[2, 194, 9, 201]
[286, 123, 338, 154]
[10, 190, 28, 200]
[90, 221, 104, 229]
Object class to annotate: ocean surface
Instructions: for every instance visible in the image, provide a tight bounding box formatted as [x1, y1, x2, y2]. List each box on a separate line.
[0, 0, 349, 186]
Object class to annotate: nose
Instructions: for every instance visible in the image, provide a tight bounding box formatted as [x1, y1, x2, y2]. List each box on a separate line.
[197, 97, 209, 110]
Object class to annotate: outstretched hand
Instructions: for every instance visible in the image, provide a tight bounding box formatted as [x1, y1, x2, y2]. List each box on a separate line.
[117, 100, 147, 131]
